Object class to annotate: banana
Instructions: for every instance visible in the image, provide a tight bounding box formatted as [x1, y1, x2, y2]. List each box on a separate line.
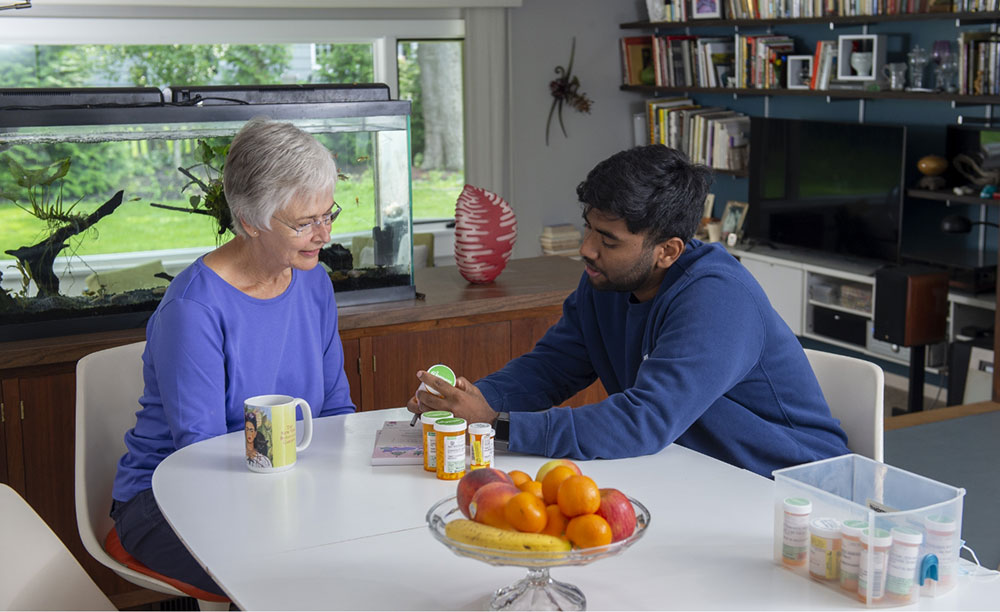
[445, 519, 572, 553]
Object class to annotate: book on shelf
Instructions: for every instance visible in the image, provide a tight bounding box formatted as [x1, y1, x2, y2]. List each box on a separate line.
[540, 224, 582, 256]
[371, 420, 423, 466]
[696, 37, 734, 87]
[621, 36, 654, 86]
[646, 97, 693, 144]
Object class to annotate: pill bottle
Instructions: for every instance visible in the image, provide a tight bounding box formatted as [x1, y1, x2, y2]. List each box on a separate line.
[808, 517, 842, 581]
[886, 526, 923, 602]
[781, 497, 812, 566]
[434, 417, 467, 480]
[421, 410, 452, 473]
[839, 519, 868, 592]
[418, 364, 456, 397]
[923, 514, 958, 592]
[857, 527, 892, 603]
[468, 422, 494, 470]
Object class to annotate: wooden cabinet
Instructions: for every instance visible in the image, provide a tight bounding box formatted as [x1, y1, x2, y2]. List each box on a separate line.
[365, 322, 510, 411]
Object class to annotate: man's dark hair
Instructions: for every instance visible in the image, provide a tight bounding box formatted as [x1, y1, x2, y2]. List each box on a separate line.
[576, 145, 712, 245]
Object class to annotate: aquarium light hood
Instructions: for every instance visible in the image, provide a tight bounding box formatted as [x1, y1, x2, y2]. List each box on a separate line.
[0, 85, 409, 144]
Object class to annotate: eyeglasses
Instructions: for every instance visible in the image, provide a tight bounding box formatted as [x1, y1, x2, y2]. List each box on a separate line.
[273, 201, 342, 237]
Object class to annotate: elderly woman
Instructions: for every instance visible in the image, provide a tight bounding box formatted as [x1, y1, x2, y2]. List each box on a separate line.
[110, 118, 355, 595]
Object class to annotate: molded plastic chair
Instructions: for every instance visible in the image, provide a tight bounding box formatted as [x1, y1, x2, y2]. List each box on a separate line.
[804, 348, 885, 462]
[1, 483, 115, 611]
[75, 341, 229, 610]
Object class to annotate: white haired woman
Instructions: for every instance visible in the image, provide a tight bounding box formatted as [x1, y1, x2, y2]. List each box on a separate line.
[110, 118, 355, 595]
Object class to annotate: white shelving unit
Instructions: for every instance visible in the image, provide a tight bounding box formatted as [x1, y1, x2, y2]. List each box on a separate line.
[732, 246, 994, 370]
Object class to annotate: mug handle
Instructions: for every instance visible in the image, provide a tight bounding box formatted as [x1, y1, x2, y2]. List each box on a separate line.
[293, 398, 313, 452]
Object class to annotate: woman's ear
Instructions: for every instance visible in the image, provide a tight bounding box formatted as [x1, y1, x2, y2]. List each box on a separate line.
[238, 217, 257, 237]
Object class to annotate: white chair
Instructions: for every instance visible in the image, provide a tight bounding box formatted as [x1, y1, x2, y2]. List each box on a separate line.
[804, 348, 885, 462]
[1, 483, 115, 611]
[75, 341, 229, 611]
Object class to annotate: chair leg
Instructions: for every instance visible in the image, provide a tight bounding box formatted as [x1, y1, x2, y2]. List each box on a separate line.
[196, 599, 231, 611]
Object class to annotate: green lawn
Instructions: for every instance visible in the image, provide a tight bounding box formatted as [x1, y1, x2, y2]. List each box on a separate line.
[0, 170, 462, 258]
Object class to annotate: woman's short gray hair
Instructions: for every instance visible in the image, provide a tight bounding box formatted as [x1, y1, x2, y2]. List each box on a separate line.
[224, 117, 338, 237]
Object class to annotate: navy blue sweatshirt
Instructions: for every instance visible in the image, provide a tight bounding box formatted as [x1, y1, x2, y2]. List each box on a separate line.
[476, 240, 850, 477]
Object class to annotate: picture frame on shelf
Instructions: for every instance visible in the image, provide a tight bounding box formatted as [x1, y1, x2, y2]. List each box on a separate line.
[691, 0, 722, 19]
[836, 34, 886, 82]
[644, 0, 666, 22]
[721, 200, 749, 239]
[786, 55, 813, 89]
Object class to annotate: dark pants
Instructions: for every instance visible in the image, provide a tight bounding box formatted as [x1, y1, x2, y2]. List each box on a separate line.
[111, 488, 226, 597]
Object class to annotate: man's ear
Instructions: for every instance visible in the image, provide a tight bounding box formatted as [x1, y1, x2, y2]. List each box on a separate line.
[654, 237, 686, 269]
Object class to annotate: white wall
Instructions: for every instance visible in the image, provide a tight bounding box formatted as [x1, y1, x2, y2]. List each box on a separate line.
[507, 0, 640, 259]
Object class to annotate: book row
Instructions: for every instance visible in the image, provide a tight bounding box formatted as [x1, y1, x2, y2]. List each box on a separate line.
[958, 31, 1000, 95]
[642, 97, 750, 172]
[645, 0, 968, 21]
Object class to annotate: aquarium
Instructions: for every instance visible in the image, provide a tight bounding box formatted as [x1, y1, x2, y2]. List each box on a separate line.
[0, 85, 414, 342]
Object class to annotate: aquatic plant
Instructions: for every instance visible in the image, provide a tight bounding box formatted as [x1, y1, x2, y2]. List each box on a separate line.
[1, 156, 124, 297]
[150, 139, 232, 240]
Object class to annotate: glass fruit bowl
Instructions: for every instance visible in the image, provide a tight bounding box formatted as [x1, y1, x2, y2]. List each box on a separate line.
[426, 494, 651, 610]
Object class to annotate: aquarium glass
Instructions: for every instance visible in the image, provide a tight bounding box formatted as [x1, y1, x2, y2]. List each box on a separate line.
[0, 96, 414, 341]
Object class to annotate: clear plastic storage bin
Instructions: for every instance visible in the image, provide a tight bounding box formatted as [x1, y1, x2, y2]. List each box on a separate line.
[773, 454, 965, 607]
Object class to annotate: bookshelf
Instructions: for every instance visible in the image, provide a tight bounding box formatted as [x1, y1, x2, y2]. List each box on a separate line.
[621, 11, 1000, 30]
[620, 6, 1000, 402]
[623, 83, 1000, 104]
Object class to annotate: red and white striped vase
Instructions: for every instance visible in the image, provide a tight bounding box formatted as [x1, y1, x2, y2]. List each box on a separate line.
[453, 184, 517, 284]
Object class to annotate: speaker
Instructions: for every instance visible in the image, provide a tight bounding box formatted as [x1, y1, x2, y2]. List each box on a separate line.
[873, 266, 949, 347]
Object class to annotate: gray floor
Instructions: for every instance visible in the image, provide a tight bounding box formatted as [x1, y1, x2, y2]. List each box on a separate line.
[883, 400, 1000, 572]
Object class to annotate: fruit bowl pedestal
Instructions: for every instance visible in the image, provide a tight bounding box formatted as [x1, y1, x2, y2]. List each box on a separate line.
[426, 495, 651, 611]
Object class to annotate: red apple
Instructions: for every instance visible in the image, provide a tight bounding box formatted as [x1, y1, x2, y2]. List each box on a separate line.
[456, 468, 513, 518]
[534, 459, 582, 483]
[469, 482, 520, 529]
[595, 488, 636, 542]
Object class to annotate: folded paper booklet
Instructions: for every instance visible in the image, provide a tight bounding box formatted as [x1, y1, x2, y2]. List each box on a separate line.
[371, 420, 424, 465]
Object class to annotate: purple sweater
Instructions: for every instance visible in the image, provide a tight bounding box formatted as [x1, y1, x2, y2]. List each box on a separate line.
[113, 257, 354, 502]
[476, 240, 849, 477]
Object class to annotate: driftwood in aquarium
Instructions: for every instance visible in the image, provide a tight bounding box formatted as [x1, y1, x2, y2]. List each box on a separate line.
[4, 190, 125, 298]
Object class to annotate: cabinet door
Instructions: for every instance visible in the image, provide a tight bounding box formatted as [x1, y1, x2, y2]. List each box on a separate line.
[510, 315, 607, 407]
[341, 337, 362, 411]
[369, 322, 511, 411]
[0, 378, 9, 485]
[1, 376, 24, 492]
[741, 258, 804, 335]
[17, 371, 79, 554]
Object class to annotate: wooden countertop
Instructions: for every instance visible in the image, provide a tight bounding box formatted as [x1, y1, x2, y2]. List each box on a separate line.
[0, 256, 585, 371]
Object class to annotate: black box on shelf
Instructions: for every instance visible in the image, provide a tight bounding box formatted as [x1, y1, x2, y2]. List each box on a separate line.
[812, 306, 868, 347]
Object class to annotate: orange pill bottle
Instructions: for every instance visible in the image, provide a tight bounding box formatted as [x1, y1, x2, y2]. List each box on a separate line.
[421, 410, 452, 473]
[434, 417, 467, 480]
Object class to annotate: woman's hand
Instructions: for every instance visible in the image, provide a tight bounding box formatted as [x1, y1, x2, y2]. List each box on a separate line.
[406, 370, 498, 426]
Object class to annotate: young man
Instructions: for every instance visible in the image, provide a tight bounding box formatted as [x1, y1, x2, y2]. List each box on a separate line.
[408, 145, 849, 477]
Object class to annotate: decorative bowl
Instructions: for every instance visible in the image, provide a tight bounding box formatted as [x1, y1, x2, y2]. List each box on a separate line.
[426, 494, 650, 610]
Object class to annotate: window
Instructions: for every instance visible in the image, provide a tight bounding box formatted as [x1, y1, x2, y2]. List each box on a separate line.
[0, 18, 465, 267]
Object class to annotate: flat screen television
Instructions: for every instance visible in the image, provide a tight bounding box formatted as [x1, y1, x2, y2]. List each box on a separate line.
[745, 117, 906, 263]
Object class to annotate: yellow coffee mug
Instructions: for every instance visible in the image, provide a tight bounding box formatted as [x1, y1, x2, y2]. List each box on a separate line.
[243, 395, 313, 473]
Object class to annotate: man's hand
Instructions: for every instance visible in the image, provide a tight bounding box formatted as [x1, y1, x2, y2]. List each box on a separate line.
[406, 370, 498, 425]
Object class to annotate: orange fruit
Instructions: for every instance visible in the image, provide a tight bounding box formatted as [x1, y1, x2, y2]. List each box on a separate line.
[556, 475, 601, 517]
[518, 480, 544, 499]
[566, 514, 613, 549]
[541, 465, 577, 505]
[508, 470, 532, 488]
[540, 504, 570, 538]
[503, 491, 548, 533]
